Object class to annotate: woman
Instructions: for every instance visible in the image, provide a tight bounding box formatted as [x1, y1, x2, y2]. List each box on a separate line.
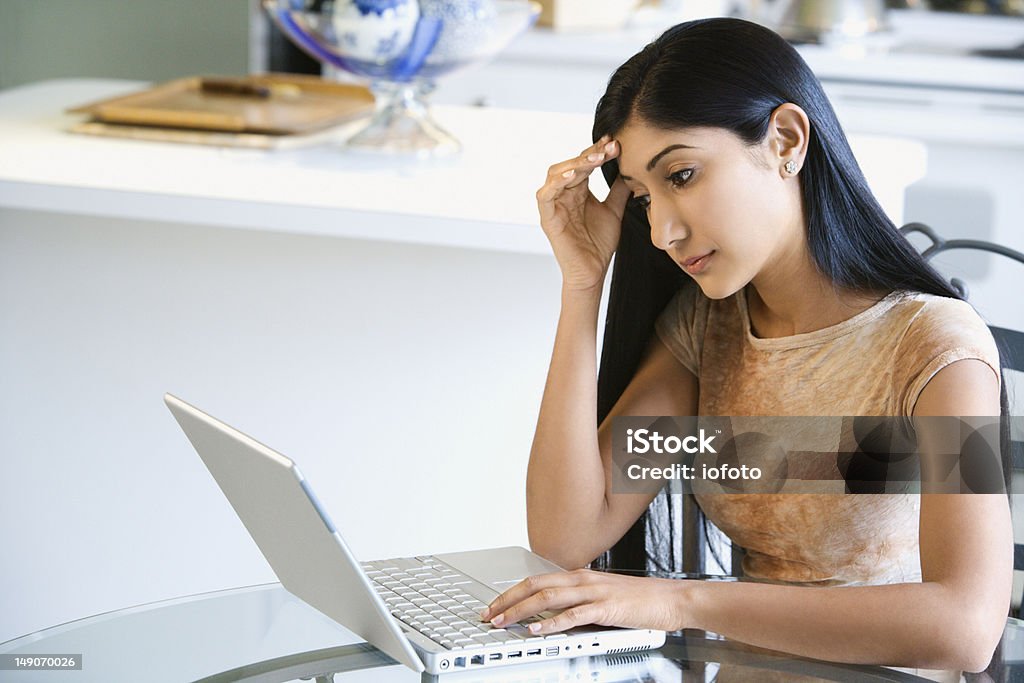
[480, 18, 1012, 673]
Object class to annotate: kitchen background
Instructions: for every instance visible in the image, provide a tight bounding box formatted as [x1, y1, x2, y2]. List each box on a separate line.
[1, 0, 1022, 646]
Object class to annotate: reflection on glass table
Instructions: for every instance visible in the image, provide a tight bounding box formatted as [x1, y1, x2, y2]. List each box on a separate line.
[1, 577, 1021, 682]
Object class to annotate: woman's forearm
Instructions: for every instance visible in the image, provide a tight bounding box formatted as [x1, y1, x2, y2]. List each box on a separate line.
[680, 578, 1002, 673]
[526, 284, 607, 567]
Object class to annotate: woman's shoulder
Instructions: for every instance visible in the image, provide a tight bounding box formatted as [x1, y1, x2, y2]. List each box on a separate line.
[659, 278, 718, 323]
[666, 279, 742, 316]
[655, 280, 743, 375]
[886, 291, 1001, 414]
[889, 290, 996, 348]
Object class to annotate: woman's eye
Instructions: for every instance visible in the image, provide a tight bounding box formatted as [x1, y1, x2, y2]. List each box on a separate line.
[630, 194, 651, 210]
[668, 168, 694, 188]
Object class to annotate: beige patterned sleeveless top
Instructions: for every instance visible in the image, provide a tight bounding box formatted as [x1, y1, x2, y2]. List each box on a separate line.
[654, 284, 1000, 586]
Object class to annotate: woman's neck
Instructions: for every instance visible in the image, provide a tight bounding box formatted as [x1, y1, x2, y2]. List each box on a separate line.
[746, 254, 886, 338]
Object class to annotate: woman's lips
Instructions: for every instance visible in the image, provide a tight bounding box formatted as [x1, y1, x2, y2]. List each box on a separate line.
[680, 251, 714, 275]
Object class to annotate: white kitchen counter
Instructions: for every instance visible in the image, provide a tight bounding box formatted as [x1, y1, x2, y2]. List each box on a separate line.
[0, 79, 925, 252]
[503, 9, 1024, 93]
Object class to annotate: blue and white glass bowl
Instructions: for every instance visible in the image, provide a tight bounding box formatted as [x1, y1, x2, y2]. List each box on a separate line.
[263, 0, 541, 154]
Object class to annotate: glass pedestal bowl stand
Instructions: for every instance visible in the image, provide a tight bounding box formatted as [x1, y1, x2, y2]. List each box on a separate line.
[263, 0, 541, 156]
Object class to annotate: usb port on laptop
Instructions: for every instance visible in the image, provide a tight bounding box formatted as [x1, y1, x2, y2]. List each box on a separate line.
[527, 648, 542, 657]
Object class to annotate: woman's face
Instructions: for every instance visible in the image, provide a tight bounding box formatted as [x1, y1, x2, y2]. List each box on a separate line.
[613, 118, 806, 300]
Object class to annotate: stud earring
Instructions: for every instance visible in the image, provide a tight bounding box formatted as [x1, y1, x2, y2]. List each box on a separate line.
[785, 160, 798, 174]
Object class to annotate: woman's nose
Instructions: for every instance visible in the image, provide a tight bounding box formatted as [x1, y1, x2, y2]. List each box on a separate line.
[648, 199, 688, 251]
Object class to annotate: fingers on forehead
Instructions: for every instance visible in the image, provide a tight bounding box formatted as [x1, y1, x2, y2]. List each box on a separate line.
[590, 135, 617, 153]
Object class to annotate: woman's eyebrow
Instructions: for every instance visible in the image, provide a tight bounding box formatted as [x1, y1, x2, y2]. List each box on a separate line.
[618, 143, 700, 181]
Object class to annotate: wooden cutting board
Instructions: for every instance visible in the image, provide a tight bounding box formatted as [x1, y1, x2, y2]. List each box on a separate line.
[67, 73, 375, 136]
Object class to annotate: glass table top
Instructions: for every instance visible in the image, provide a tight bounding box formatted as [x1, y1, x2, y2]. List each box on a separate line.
[2, 577, 1021, 683]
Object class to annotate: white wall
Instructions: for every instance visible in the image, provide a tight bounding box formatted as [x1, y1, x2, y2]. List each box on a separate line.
[0, 209, 563, 642]
[0, 0, 250, 91]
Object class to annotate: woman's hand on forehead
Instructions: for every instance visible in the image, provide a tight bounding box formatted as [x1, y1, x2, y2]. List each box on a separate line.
[534, 135, 632, 292]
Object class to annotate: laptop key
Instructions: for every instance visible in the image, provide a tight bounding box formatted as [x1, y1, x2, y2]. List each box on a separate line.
[414, 570, 443, 579]
[487, 631, 518, 642]
[506, 624, 532, 638]
[391, 557, 424, 570]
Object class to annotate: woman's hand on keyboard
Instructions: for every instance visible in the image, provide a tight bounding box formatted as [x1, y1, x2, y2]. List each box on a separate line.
[479, 569, 687, 633]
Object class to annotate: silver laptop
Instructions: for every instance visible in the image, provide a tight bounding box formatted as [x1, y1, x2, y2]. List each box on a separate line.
[165, 394, 665, 675]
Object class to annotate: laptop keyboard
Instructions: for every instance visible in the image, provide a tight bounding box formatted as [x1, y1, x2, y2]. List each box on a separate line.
[362, 556, 562, 651]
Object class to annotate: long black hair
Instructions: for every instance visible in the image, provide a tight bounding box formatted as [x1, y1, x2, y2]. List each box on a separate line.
[588, 18, 1013, 574]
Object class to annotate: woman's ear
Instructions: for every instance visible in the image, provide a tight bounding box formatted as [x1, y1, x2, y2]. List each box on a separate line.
[768, 103, 810, 178]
